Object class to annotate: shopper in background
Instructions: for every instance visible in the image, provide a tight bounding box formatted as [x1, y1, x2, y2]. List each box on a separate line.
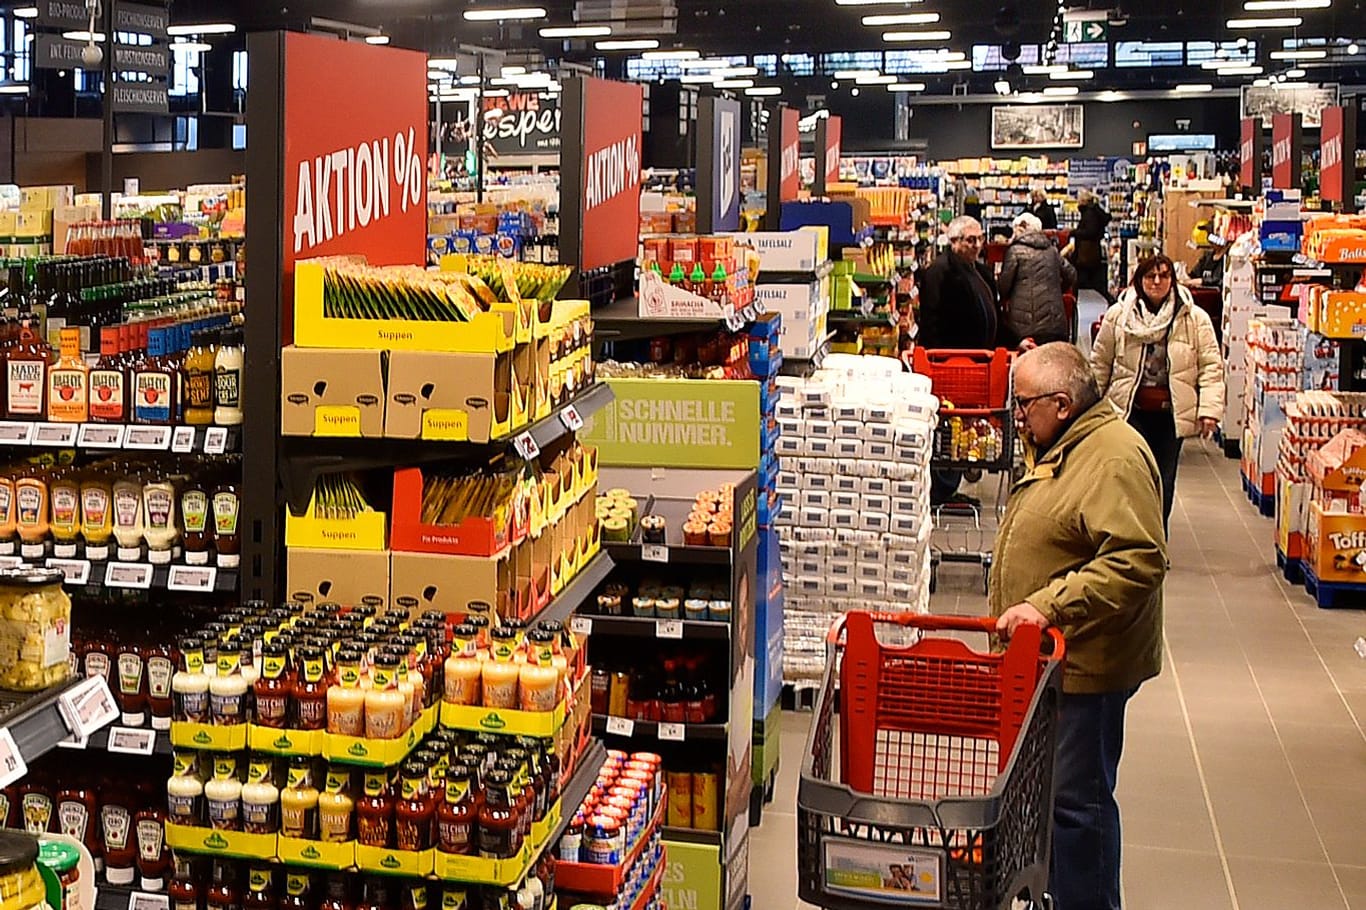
[918, 215, 998, 505]
[1091, 254, 1224, 533]
[1063, 189, 1113, 305]
[1028, 188, 1058, 231]
[991, 341, 1167, 910]
[1183, 236, 1230, 289]
[998, 212, 1076, 349]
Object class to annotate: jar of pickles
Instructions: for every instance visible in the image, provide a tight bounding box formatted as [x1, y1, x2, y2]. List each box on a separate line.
[0, 831, 45, 910]
[0, 569, 73, 691]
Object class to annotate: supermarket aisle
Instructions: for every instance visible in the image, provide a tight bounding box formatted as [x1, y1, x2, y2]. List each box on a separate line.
[748, 440, 1366, 910]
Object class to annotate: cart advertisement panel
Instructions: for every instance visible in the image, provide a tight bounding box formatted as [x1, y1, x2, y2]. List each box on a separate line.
[781, 108, 802, 203]
[821, 838, 946, 904]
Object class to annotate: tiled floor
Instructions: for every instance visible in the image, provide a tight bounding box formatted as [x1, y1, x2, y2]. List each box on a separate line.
[748, 438, 1366, 909]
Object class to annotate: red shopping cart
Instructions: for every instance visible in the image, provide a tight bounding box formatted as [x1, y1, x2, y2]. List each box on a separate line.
[798, 612, 1065, 910]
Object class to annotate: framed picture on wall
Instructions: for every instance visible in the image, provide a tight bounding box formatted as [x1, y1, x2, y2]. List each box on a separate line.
[1241, 83, 1339, 128]
[991, 104, 1084, 150]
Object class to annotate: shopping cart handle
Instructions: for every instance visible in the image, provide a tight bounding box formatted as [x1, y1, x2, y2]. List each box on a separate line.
[828, 611, 1065, 658]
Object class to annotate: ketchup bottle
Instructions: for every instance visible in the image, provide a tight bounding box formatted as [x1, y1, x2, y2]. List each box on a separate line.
[207, 861, 241, 910]
[116, 639, 149, 727]
[393, 761, 434, 851]
[169, 857, 201, 910]
[134, 805, 170, 891]
[355, 770, 393, 848]
[101, 784, 138, 886]
[55, 780, 102, 872]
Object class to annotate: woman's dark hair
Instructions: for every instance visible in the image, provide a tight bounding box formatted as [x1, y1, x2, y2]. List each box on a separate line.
[1131, 254, 1177, 297]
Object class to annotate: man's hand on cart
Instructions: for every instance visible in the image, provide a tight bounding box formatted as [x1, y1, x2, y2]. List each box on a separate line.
[996, 602, 1050, 640]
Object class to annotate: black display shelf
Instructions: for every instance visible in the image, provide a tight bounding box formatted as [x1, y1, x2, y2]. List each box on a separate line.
[277, 384, 615, 514]
[0, 421, 241, 455]
[530, 551, 615, 629]
[603, 540, 732, 567]
[592, 296, 763, 340]
[44, 559, 241, 596]
[828, 309, 897, 328]
[661, 826, 724, 847]
[592, 714, 729, 743]
[86, 725, 174, 755]
[579, 614, 731, 640]
[0, 678, 90, 767]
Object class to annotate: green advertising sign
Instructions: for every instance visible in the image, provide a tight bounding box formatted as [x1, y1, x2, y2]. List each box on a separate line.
[662, 838, 725, 910]
[581, 378, 760, 470]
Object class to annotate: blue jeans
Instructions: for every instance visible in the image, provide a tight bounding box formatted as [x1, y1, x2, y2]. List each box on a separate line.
[1050, 687, 1137, 910]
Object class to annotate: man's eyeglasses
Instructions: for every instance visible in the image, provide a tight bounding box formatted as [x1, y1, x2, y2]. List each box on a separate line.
[1013, 391, 1066, 413]
[957, 235, 984, 245]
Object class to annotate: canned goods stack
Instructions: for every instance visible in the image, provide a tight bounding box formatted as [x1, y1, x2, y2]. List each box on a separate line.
[554, 751, 667, 910]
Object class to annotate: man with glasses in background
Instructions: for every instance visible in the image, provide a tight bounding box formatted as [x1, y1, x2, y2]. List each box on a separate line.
[918, 215, 1000, 504]
[990, 342, 1167, 910]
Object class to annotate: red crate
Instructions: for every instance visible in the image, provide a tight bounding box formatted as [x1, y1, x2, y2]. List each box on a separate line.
[912, 348, 1011, 410]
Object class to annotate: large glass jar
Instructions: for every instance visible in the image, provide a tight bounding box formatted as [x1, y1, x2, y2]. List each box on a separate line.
[0, 569, 73, 691]
[0, 830, 44, 910]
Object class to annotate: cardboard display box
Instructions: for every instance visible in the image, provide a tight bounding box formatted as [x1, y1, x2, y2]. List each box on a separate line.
[389, 467, 525, 558]
[1305, 502, 1366, 583]
[281, 346, 387, 437]
[1307, 429, 1366, 514]
[287, 547, 391, 608]
[384, 350, 517, 443]
[390, 547, 532, 620]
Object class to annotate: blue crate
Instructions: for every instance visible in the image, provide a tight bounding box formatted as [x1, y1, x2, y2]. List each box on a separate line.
[748, 340, 784, 378]
[758, 379, 783, 415]
[748, 311, 783, 340]
[758, 489, 783, 528]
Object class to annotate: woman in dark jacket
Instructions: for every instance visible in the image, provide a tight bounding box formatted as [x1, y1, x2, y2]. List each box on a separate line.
[999, 213, 1077, 347]
[1065, 189, 1113, 304]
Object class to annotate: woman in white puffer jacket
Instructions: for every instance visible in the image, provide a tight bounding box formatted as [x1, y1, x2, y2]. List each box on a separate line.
[1091, 254, 1225, 533]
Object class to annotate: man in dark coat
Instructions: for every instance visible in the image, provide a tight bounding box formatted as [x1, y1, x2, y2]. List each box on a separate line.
[1029, 188, 1058, 231]
[1065, 189, 1113, 304]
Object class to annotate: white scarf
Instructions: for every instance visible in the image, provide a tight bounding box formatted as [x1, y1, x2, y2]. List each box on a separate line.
[1121, 287, 1179, 345]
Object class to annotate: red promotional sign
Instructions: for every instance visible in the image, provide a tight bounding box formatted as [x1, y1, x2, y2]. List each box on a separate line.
[1240, 117, 1258, 189]
[780, 108, 801, 203]
[1321, 106, 1346, 203]
[824, 115, 843, 187]
[282, 32, 428, 276]
[1271, 112, 1298, 190]
[578, 78, 643, 271]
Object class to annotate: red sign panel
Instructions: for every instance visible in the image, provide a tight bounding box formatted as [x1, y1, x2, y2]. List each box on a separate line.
[282, 32, 428, 276]
[780, 108, 801, 203]
[1321, 106, 1346, 203]
[1271, 112, 1297, 190]
[823, 115, 843, 187]
[578, 78, 643, 272]
[1240, 117, 1258, 189]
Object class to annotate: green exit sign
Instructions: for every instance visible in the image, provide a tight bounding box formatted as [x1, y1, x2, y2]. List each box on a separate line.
[1064, 19, 1108, 42]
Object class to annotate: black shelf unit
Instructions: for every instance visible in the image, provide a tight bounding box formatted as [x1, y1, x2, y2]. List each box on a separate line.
[603, 540, 733, 566]
[0, 422, 240, 454]
[528, 551, 616, 629]
[578, 614, 731, 640]
[0, 678, 94, 767]
[592, 714, 730, 743]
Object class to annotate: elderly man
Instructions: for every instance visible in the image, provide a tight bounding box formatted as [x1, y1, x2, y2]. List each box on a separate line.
[918, 215, 998, 351]
[990, 342, 1167, 910]
[1029, 188, 1058, 231]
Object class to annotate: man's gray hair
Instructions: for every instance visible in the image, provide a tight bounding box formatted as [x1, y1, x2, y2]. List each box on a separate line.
[1077, 189, 1096, 206]
[1017, 342, 1101, 411]
[946, 215, 982, 241]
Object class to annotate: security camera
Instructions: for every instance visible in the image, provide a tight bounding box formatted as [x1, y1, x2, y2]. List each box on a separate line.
[81, 44, 103, 67]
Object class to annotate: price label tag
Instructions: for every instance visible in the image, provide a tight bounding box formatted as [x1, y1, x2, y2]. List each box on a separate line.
[106, 726, 157, 755]
[657, 722, 686, 742]
[655, 619, 684, 640]
[57, 675, 120, 739]
[124, 426, 172, 450]
[559, 405, 584, 432]
[0, 729, 27, 789]
[0, 423, 35, 446]
[46, 558, 91, 586]
[641, 544, 669, 564]
[56, 731, 88, 750]
[512, 432, 541, 461]
[569, 616, 593, 636]
[127, 892, 170, 910]
[0, 557, 23, 570]
[170, 426, 196, 453]
[105, 562, 154, 589]
[33, 423, 77, 446]
[203, 427, 229, 455]
[78, 424, 125, 449]
[605, 716, 635, 737]
[167, 565, 218, 593]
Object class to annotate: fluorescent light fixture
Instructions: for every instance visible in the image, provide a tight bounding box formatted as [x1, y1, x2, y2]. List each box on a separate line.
[943, 59, 972, 69]
[429, 58, 463, 70]
[1253, 77, 1272, 85]
[1227, 15, 1303, 26]
[887, 82, 927, 91]
[512, 72, 554, 85]
[837, 0, 926, 4]
[1217, 65, 1264, 74]
[745, 86, 782, 95]
[833, 69, 880, 79]
[679, 58, 729, 69]
[1286, 67, 1307, 76]
[501, 65, 526, 75]
[1174, 83, 1213, 92]
[1043, 85, 1079, 96]
[1018, 92, 1045, 103]
[1269, 48, 1327, 58]
[539, 25, 612, 37]
[856, 74, 897, 84]
[1022, 63, 1067, 74]
[1049, 69, 1094, 80]
[167, 23, 236, 35]
[714, 78, 754, 88]
[642, 49, 699, 60]
[1097, 90, 1126, 101]
[463, 7, 546, 21]
[459, 75, 481, 84]
[882, 30, 952, 41]
[861, 12, 940, 25]
[428, 69, 454, 80]
[12, 8, 36, 18]
[483, 88, 510, 97]
[680, 73, 719, 83]
[713, 66, 758, 77]
[596, 38, 659, 50]
[365, 35, 390, 44]
[994, 79, 1011, 94]
[1243, 0, 1329, 8]
[170, 41, 211, 53]
[0, 85, 29, 94]
[62, 31, 105, 41]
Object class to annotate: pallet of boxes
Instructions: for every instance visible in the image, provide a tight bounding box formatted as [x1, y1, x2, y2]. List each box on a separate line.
[1302, 427, 1366, 608]
[772, 354, 938, 690]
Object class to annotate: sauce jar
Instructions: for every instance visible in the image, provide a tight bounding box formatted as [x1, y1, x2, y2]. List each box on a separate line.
[0, 569, 72, 691]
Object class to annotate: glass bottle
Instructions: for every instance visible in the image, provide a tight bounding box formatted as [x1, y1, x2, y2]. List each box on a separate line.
[279, 757, 319, 840]
[169, 857, 200, 910]
[241, 754, 280, 835]
[172, 636, 210, 723]
[393, 761, 434, 852]
[208, 639, 248, 726]
[435, 763, 475, 855]
[326, 647, 365, 736]
[355, 770, 393, 848]
[47, 326, 89, 422]
[204, 755, 243, 832]
[253, 643, 291, 729]
[206, 861, 240, 910]
[132, 327, 176, 425]
[279, 874, 311, 910]
[318, 875, 351, 910]
[364, 653, 405, 740]
[316, 766, 355, 843]
[166, 750, 204, 826]
[243, 867, 276, 910]
[293, 645, 329, 731]
[5, 303, 51, 419]
[89, 326, 127, 423]
[475, 771, 518, 859]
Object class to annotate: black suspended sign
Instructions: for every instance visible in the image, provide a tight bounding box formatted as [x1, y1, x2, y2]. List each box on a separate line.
[111, 82, 169, 114]
[35, 0, 92, 31]
[34, 35, 168, 75]
[37, 0, 168, 39]
[114, 44, 169, 75]
[114, 3, 168, 40]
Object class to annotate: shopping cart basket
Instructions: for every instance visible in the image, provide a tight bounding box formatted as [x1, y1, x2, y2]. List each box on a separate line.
[798, 612, 1065, 910]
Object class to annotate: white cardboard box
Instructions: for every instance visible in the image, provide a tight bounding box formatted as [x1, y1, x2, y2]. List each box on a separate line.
[834, 439, 862, 459]
[861, 477, 891, 496]
[800, 507, 829, 528]
[833, 475, 859, 493]
[831, 509, 859, 530]
[730, 228, 827, 272]
[860, 512, 891, 533]
[806, 473, 833, 492]
[865, 441, 893, 460]
[801, 490, 831, 510]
